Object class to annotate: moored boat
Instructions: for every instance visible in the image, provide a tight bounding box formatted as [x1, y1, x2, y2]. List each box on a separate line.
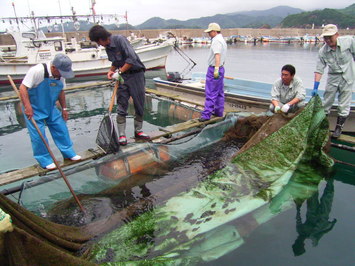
[0, 31, 173, 85]
[153, 73, 355, 133]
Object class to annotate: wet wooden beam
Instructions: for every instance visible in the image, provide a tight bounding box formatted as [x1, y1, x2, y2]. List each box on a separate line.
[337, 134, 355, 145]
[0, 148, 104, 187]
[146, 88, 205, 107]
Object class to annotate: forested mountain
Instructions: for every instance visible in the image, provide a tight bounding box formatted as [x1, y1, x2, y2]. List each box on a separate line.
[226, 5, 302, 17]
[281, 4, 355, 28]
[136, 6, 303, 29]
[41, 4, 355, 32]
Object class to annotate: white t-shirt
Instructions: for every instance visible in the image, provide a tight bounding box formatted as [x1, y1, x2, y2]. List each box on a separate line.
[22, 63, 66, 89]
[207, 33, 227, 67]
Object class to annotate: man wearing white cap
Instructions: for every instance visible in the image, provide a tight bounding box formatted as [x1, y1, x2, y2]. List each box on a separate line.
[199, 22, 227, 122]
[19, 53, 81, 170]
[312, 24, 355, 138]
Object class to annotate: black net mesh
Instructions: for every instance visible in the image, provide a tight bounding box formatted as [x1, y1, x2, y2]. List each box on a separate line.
[96, 114, 120, 154]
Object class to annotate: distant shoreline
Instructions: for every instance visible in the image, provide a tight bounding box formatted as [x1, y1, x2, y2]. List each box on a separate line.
[50, 28, 355, 41]
[1, 28, 355, 44]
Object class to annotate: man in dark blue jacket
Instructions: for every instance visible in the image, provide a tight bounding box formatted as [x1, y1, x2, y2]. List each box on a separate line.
[89, 25, 149, 145]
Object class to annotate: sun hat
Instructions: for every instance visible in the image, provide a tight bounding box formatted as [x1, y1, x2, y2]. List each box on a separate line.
[321, 24, 338, 37]
[204, 23, 221, 33]
[52, 54, 75, 79]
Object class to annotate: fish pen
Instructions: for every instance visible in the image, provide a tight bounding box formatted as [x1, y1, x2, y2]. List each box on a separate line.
[0, 95, 335, 264]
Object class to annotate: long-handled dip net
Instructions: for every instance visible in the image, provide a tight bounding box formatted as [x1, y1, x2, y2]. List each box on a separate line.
[96, 81, 120, 154]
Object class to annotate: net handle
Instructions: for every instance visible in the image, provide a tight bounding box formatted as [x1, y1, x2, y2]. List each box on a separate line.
[108, 81, 119, 114]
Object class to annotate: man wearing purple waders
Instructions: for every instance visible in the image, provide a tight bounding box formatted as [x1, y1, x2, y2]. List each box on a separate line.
[199, 23, 227, 122]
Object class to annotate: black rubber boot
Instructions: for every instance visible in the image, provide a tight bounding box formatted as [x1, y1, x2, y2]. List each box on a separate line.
[331, 116, 347, 139]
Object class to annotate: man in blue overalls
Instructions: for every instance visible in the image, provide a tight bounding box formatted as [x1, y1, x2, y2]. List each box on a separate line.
[19, 54, 81, 170]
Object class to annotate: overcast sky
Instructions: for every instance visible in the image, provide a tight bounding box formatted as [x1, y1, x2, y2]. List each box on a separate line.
[0, 0, 354, 28]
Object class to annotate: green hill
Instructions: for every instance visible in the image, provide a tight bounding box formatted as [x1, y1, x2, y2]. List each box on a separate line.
[281, 4, 355, 28]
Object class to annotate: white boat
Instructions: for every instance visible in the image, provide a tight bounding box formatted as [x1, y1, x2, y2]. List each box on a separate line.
[0, 31, 173, 85]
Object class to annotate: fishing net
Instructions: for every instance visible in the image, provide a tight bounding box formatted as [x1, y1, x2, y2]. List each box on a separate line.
[96, 81, 120, 154]
[96, 114, 120, 154]
[0, 96, 333, 265]
[85, 97, 333, 264]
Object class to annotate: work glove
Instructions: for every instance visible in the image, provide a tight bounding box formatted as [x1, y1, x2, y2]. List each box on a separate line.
[281, 104, 290, 113]
[0, 209, 13, 233]
[214, 67, 220, 79]
[112, 71, 124, 83]
[312, 81, 320, 96]
[274, 105, 281, 113]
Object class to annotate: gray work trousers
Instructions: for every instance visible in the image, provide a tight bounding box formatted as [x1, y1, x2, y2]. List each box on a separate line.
[323, 75, 353, 116]
[116, 71, 146, 118]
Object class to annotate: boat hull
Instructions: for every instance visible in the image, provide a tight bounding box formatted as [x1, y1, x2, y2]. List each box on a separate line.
[0, 44, 173, 85]
[153, 77, 355, 133]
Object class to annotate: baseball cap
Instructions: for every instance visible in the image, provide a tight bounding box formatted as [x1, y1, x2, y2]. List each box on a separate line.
[52, 54, 75, 79]
[321, 24, 338, 37]
[204, 23, 221, 33]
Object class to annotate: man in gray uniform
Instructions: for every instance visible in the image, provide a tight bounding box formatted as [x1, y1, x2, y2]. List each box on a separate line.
[270, 64, 305, 114]
[312, 24, 355, 138]
[89, 25, 149, 145]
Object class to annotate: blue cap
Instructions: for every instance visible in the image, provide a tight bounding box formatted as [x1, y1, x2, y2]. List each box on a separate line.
[52, 54, 75, 79]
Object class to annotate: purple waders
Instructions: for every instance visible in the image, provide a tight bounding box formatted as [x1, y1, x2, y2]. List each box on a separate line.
[201, 66, 225, 120]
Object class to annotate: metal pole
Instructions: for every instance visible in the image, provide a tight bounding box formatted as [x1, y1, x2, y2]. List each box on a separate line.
[11, 2, 20, 31]
[57, 0, 66, 39]
[91, 0, 96, 23]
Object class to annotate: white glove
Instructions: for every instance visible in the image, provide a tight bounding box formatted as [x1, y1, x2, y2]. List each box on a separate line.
[281, 104, 290, 113]
[112, 71, 124, 83]
[274, 106, 281, 113]
[0, 209, 13, 233]
[214, 67, 219, 79]
[112, 71, 121, 80]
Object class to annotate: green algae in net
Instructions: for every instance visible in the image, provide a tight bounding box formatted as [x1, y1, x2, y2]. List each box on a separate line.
[88, 96, 333, 264]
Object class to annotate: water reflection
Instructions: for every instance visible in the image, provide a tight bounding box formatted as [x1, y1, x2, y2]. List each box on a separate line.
[208, 164, 338, 264]
[0, 87, 191, 135]
[275, 165, 337, 258]
[292, 178, 336, 256]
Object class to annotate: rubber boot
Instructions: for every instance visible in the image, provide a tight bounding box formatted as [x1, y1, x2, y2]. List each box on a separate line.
[331, 116, 347, 139]
[134, 119, 150, 140]
[116, 115, 127, 145]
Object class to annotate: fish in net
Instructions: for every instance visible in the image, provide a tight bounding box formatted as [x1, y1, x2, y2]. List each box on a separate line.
[96, 115, 120, 154]
[96, 81, 120, 154]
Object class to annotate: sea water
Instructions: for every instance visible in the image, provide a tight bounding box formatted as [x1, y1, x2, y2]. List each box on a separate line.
[0, 42, 354, 265]
[165, 42, 321, 89]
